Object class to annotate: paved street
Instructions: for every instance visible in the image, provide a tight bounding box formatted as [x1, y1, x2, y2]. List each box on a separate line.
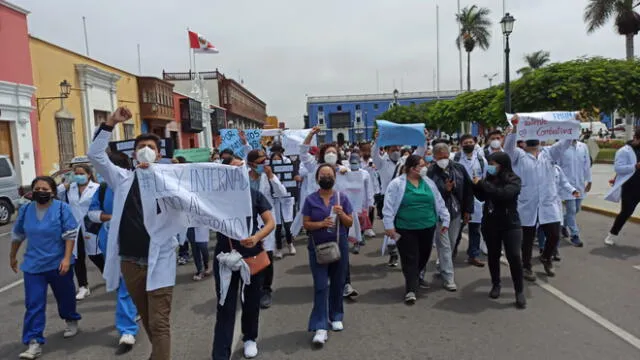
[1, 211, 640, 360]
[582, 164, 640, 217]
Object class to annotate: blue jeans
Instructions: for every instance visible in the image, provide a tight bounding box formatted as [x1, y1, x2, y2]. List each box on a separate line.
[115, 277, 139, 336]
[189, 240, 210, 274]
[23, 268, 82, 344]
[467, 223, 482, 259]
[308, 238, 349, 331]
[564, 199, 582, 237]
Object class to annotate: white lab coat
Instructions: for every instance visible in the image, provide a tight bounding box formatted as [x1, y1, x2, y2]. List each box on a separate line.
[557, 141, 592, 200]
[254, 172, 287, 252]
[359, 169, 375, 210]
[554, 165, 577, 226]
[605, 144, 638, 203]
[504, 134, 572, 227]
[361, 158, 381, 195]
[456, 152, 485, 224]
[382, 174, 450, 230]
[271, 157, 295, 224]
[88, 126, 178, 292]
[193, 227, 210, 243]
[371, 144, 403, 195]
[58, 181, 101, 256]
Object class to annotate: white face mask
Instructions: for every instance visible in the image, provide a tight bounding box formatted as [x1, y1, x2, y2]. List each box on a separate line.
[324, 153, 338, 165]
[419, 167, 428, 177]
[136, 146, 157, 164]
[490, 139, 501, 149]
[436, 159, 450, 169]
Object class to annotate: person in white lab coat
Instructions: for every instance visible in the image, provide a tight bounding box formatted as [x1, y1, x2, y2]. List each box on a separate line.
[58, 164, 103, 301]
[557, 140, 592, 246]
[88, 107, 176, 360]
[358, 143, 379, 238]
[504, 122, 572, 281]
[268, 148, 297, 259]
[347, 153, 374, 254]
[604, 129, 640, 245]
[244, 149, 288, 309]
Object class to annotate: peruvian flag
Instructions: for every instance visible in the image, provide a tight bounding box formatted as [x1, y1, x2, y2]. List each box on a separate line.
[188, 30, 219, 54]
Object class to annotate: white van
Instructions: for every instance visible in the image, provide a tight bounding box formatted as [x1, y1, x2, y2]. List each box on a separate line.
[580, 122, 609, 136]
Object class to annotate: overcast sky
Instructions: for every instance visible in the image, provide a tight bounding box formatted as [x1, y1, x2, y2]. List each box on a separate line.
[14, 0, 636, 128]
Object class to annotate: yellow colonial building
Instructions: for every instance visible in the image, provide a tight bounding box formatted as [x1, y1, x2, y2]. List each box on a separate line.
[30, 36, 141, 174]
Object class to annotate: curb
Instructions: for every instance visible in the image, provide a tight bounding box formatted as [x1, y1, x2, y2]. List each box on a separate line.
[581, 204, 640, 224]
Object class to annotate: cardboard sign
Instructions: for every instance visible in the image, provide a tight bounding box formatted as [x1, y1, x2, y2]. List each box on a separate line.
[245, 129, 263, 150]
[109, 138, 175, 158]
[219, 129, 247, 158]
[269, 159, 299, 198]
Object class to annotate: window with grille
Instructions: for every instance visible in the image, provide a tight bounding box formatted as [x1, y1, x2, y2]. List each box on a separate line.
[123, 123, 135, 139]
[56, 117, 75, 167]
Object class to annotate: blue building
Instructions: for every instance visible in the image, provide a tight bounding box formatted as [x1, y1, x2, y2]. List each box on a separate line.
[306, 90, 462, 144]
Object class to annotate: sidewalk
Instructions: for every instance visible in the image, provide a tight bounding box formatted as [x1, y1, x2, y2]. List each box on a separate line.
[580, 164, 640, 221]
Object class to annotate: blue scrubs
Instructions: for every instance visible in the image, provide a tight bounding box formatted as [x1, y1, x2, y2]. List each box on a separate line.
[89, 186, 139, 336]
[12, 200, 81, 345]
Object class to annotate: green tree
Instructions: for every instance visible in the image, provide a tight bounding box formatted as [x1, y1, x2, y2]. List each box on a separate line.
[584, 0, 640, 60]
[517, 50, 551, 75]
[456, 5, 492, 91]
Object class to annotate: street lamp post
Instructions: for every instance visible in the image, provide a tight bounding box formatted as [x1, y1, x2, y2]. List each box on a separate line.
[483, 73, 498, 87]
[501, 13, 515, 114]
[36, 79, 73, 121]
[393, 89, 399, 106]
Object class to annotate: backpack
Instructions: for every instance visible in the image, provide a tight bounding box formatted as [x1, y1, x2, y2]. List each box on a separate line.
[453, 152, 485, 174]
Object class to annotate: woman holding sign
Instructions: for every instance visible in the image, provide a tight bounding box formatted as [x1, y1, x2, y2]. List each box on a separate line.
[302, 164, 353, 346]
[382, 155, 449, 304]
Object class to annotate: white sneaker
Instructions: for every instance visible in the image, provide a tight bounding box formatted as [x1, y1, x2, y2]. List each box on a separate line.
[119, 334, 136, 346]
[330, 321, 344, 331]
[19, 340, 41, 359]
[75, 287, 90, 300]
[312, 329, 328, 345]
[288, 243, 297, 255]
[243, 340, 258, 358]
[274, 250, 284, 259]
[604, 233, 617, 246]
[63, 320, 78, 338]
[364, 229, 376, 238]
[443, 280, 458, 292]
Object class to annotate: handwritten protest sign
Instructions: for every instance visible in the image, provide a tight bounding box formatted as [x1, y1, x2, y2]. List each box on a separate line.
[109, 138, 175, 158]
[245, 129, 263, 150]
[220, 129, 248, 158]
[336, 171, 364, 213]
[282, 129, 316, 155]
[376, 120, 425, 147]
[137, 163, 252, 241]
[173, 148, 212, 163]
[269, 160, 299, 198]
[514, 111, 580, 141]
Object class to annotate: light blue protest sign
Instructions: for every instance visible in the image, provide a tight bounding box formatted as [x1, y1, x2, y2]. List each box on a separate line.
[376, 120, 425, 147]
[220, 129, 247, 157]
[245, 129, 263, 150]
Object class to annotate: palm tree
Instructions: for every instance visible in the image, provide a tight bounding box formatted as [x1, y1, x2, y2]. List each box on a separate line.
[456, 5, 492, 91]
[584, 0, 640, 60]
[517, 50, 551, 75]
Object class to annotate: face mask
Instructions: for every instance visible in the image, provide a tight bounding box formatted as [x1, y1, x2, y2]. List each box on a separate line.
[490, 140, 501, 149]
[486, 164, 498, 175]
[436, 159, 450, 169]
[324, 153, 338, 165]
[254, 164, 265, 175]
[318, 177, 335, 190]
[350, 163, 360, 171]
[389, 151, 401, 162]
[213, 159, 221, 164]
[33, 191, 52, 205]
[73, 174, 88, 185]
[136, 146, 157, 163]
[462, 145, 475, 154]
[525, 139, 540, 148]
[425, 155, 434, 163]
[419, 167, 428, 177]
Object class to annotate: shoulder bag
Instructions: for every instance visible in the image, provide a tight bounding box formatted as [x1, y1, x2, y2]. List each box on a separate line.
[229, 238, 270, 275]
[313, 191, 342, 265]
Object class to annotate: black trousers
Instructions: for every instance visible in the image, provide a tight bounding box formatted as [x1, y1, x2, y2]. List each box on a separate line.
[483, 226, 524, 294]
[74, 231, 105, 288]
[368, 206, 375, 226]
[212, 256, 264, 360]
[262, 251, 274, 293]
[275, 222, 293, 249]
[396, 227, 436, 293]
[375, 194, 384, 219]
[522, 222, 560, 270]
[611, 185, 640, 235]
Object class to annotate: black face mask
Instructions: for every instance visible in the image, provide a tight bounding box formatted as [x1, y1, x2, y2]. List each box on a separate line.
[33, 191, 52, 205]
[318, 177, 335, 190]
[462, 145, 475, 154]
[525, 140, 540, 147]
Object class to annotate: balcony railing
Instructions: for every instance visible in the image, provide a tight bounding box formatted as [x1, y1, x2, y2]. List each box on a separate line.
[307, 90, 463, 104]
[162, 70, 220, 81]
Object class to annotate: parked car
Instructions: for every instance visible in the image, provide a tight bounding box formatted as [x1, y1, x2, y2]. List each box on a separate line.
[0, 155, 21, 226]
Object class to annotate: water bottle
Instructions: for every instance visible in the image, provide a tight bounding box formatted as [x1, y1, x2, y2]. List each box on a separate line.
[327, 208, 337, 233]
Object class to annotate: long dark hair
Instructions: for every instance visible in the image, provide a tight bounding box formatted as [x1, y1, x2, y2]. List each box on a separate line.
[403, 155, 422, 174]
[487, 151, 515, 181]
[31, 176, 58, 197]
[315, 163, 336, 181]
[317, 143, 340, 165]
[72, 163, 96, 182]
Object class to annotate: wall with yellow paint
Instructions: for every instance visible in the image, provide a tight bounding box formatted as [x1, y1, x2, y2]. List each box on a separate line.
[30, 36, 141, 174]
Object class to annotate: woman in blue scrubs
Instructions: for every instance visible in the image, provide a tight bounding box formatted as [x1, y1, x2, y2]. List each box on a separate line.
[10, 176, 81, 360]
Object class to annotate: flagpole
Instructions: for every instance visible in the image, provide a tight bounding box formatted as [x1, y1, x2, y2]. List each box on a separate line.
[187, 27, 193, 79]
[137, 43, 142, 75]
[82, 16, 90, 56]
[436, 4, 440, 99]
